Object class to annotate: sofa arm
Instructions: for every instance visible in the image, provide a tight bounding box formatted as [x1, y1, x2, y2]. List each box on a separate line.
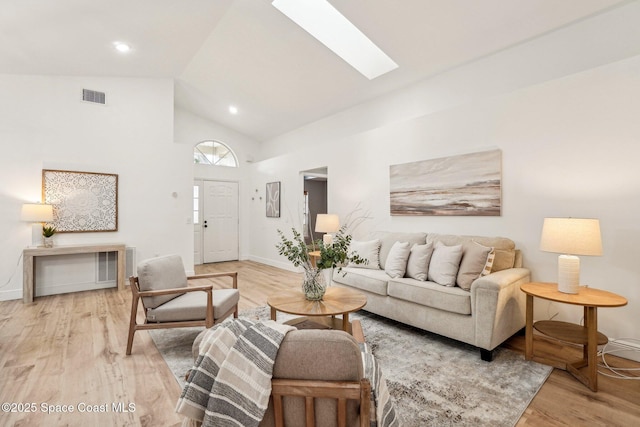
[470, 268, 531, 351]
[471, 268, 531, 292]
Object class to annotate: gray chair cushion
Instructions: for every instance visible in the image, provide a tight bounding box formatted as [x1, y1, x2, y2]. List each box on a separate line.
[192, 328, 362, 379]
[137, 255, 188, 309]
[146, 288, 239, 323]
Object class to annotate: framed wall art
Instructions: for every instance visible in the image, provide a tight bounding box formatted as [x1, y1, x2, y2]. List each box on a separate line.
[390, 149, 502, 216]
[42, 169, 119, 232]
[266, 181, 281, 218]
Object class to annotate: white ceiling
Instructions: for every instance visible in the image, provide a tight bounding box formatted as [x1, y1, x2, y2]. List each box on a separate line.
[0, 0, 626, 141]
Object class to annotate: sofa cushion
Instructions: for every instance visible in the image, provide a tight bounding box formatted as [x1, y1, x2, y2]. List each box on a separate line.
[370, 231, 427, 269]
[348, 239, 381, 269]
[427, 234, 516, 272]
[332, 267, 389, 296]
[387, 278, 472, 315]
[492, 249, 516, 272]
[384, 241, 411, 278]
[427, 242, 463, 286]
[456, 242, 495, 291]
[405, 243, 434, 281]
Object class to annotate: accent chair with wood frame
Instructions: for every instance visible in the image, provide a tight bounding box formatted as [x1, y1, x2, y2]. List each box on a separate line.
[267, 322, 371, 427]
[126, 254, 239, 355]
[190, 321, 371, 427]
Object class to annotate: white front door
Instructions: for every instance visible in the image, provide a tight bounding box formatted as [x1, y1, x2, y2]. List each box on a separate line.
[193, 181, 203, 265]
[202, 180, 239, 263]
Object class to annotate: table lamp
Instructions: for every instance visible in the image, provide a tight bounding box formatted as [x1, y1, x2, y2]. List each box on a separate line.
[539, 217, 602, 294]
[21, 203, 54, 247]
[315, 214, 340, 245]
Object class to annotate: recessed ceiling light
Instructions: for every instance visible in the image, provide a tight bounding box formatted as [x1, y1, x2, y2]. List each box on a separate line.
[113, 42, 131, 53]
[272, 0, 398, 80]
[229, 106, 239, 115]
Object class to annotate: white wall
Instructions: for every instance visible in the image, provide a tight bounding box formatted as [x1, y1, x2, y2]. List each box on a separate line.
[250, 3, 640, 358]
[0, 75, 193, 300]
[173, 108, 261, 260]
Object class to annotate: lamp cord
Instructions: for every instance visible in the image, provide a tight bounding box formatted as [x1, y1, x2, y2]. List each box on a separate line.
[597, 338, 640, 380]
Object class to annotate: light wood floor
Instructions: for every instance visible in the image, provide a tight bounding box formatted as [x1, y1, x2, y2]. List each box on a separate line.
[1, 260, 638, 426]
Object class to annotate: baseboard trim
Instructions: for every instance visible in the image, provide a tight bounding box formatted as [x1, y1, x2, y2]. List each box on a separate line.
[247, 255, 297, 272]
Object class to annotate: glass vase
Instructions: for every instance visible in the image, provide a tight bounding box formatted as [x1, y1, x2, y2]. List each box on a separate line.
[43, 236, 54, 248]
[302, 267, 326, 301]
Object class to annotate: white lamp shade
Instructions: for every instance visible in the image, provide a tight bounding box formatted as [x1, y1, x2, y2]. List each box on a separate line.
[540, 217, 602, 294]
[315, 214, 340, 233]
[539, 218, 602, 256]
[21, 203, 53, 222]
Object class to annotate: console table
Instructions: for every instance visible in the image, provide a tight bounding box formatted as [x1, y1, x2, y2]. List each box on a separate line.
[23, 243, 126, 303]
[520, 282, 627, 391]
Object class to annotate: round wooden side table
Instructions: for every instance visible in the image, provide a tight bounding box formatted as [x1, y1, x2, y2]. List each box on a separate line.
[520, 282, 627, 392]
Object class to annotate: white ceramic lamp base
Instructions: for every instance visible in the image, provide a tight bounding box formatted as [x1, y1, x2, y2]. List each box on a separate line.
[557, 254, 580, 294]
[322, 233, 333, 245]
[31, 223, 44, 247]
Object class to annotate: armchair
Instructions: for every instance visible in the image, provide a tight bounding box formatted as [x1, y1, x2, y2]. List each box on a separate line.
[190, 320, 371, 427]
[126, 254, 239, 355]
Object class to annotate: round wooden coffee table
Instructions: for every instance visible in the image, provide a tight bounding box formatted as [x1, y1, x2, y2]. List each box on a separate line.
[267, 286, 367, 334]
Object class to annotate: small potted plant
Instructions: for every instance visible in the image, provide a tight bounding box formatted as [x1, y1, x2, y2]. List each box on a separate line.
[42, 225, 56, 248]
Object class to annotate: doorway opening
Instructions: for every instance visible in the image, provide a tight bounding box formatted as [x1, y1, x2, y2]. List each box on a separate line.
[301, 167, 328, 245]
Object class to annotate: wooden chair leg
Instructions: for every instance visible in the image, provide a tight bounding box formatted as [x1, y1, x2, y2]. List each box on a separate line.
[232, 273, 239, 318]
[126, 327, 136, 356]
[126, 278, 141, 356]
[205, 289, 215, 328]
[126, 296, 139, 355]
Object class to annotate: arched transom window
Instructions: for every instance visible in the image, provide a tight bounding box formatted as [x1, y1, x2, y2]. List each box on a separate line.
[193, 140, 238, 167]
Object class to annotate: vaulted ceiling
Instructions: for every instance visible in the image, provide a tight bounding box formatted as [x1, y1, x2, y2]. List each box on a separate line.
[0, 0, 626, 141]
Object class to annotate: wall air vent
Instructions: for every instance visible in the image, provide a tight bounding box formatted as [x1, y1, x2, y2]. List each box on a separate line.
[82, 89, 106, 105]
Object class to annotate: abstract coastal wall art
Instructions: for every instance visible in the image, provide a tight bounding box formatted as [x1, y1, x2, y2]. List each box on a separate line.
[390, 149, 502, 216]
[266, 181, 281, 218]
[42, 169, 119, 232]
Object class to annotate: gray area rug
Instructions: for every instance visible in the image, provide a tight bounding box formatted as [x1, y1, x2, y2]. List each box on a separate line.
[150, 307, 551, 427]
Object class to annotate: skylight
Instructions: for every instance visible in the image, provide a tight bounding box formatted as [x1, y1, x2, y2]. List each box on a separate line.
[272, 0, 398, 80]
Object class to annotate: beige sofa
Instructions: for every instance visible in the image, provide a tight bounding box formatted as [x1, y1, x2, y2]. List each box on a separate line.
[332, 231, 530, 361]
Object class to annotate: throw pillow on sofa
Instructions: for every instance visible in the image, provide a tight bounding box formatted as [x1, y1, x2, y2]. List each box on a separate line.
[348, 239, 381, 269]
[384, 241, 411, 278]
[405, 243, 434, 281]
[456, 241, 495, 291]
[427, 242, 463, 286]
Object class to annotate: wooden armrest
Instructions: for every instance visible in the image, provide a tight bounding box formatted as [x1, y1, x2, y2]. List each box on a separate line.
[352, 320, 365, 344]
[187, 271, 238, 289]
[187, 272, 237, 280]
[271, 379, 363, 399]
[137, 284, 213, 298]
